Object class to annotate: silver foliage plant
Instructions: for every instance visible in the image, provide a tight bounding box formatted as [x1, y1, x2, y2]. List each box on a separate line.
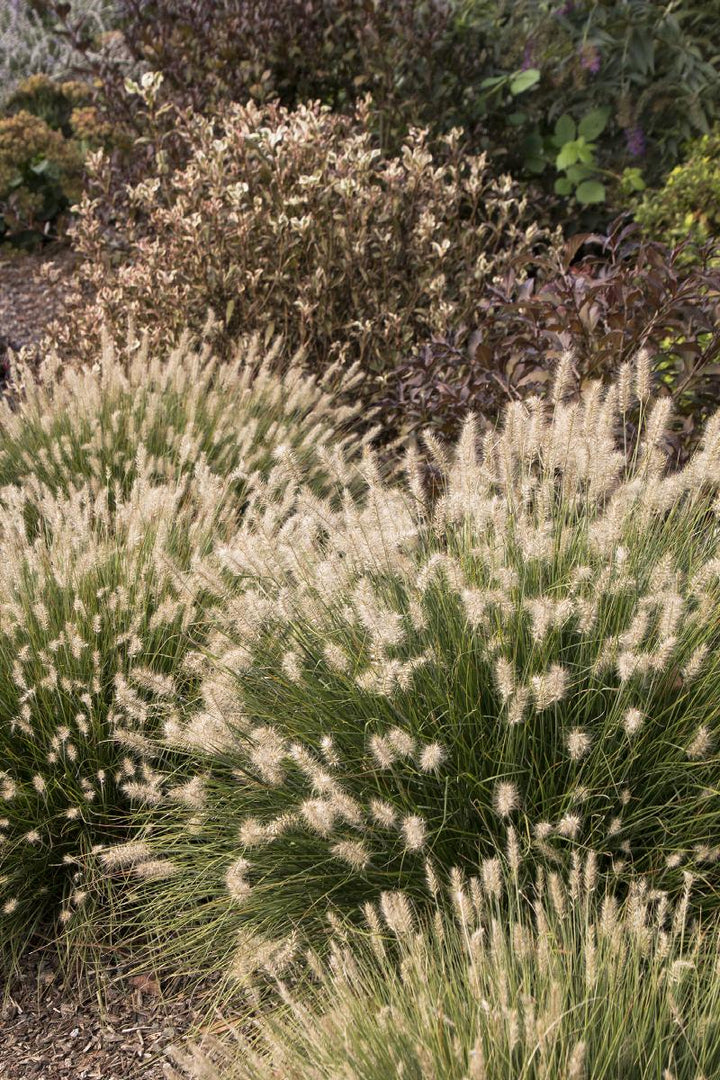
[0, 0, 114, 104]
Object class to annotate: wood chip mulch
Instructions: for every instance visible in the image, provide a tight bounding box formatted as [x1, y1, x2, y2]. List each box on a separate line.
[0, 245, 79, 375]
[0, 954, 208, 1080]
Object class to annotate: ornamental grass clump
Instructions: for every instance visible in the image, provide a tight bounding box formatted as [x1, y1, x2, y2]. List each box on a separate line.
[0, 327, 364, 498]
[112, 354, 720, 977]
[0, 329, 365, 960]
[166, 861, 720, 1080]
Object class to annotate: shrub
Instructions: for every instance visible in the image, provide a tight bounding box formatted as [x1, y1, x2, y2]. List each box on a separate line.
[46, 97, 551, 373]
[5, 73, 92, 132]
[0, 73, 115, 244]
[36, 0, 495, 149]
[0, 108, 84, 242]
[636, 129, 720, 252]
[102, 358, 720, 980]
[38, 1, 720, 192]
[377, 225, 720, 455]
[0, 329, 364, 960]
[492, 0, 720, 207]
[166, 863, 720, 1080]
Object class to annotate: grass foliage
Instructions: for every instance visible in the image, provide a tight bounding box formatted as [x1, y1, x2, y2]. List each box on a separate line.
[167, 860, 720, 1080]
[2, 3, 720, 1072]
[94, 356, 720, 982]
[0, 329, 363, 956]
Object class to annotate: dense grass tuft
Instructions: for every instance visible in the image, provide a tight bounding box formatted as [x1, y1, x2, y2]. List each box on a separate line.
[0, 329, 363, 961]
[167, 859, 720, 1080]
[100, 356, 720, 980]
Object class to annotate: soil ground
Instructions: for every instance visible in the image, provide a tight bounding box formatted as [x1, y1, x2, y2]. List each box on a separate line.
[0, 950, 211, 1080]
[0, 244, 78, 368]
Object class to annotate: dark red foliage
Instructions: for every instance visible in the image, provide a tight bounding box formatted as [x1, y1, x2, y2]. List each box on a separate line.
[378, 222, 720, 462]
[32, 0, 488, 149]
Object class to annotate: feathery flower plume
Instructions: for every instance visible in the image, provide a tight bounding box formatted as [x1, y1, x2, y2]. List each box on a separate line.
[686, 726, 712, 760]
[401, 815, 426, 851]
[330, 839, 370, 870]
[369, 798, 398, 828]
[133, 859, 178, 880]
[493, 781, 519, 818]
[567, 728, 591, 761]
[622, 708, 644, 737]
[481, 858, 503, 900]
[99, 841, 153, 868]
[418, 742, 445, 773]
[225, 857, 252, 901]
[380, 890, 415, 935]
[531, 664, 568, 710]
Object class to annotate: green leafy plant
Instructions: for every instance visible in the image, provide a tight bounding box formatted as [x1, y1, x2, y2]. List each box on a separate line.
[636, 128, 720, 252]
[521, 107, 646, 207]
[488, 0, 720, 184]
[478, 65, 541, 113]
[0, 73, 115, 245]
[552, 108, 611, 204]
[0, 107, 83, 244]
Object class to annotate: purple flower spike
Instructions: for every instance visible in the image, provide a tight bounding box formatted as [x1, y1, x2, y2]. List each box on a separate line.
[625, 125, 646, 158]
[579, 43, 601, 75]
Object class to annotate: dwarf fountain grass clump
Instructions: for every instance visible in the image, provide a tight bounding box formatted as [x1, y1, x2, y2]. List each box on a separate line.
[166, 858, 720, 1080]
[0, 329, 366, 961]
[0, 325, 365, 499]
[110, 356, 720, 977]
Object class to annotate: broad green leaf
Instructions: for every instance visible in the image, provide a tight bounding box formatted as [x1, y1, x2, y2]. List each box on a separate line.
[553, 114, 576, 146]
[479, 75, 507, 89]
[509, 68, 540, 95]
[623, 167, 646, 191]
[575, 179, 606, 204]
[508, 111, 527, 126]
[521, 132, 544, 155]
[525, 155, 547, 174]
[556, 143, 579, 170]
[566, 163, 593, 183]
[578, 107, 610, 142]
[628, 29, 654, 76]
[554, 177, 573, 196]
[576, 141, 595, 164]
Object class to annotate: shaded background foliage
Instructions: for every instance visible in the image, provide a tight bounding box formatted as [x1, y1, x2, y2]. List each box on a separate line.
[378, 223, 720, 451]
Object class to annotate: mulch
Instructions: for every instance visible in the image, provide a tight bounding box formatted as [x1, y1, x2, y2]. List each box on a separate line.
[0, 953, 208, 1080]
[0, 244, 79, 375]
